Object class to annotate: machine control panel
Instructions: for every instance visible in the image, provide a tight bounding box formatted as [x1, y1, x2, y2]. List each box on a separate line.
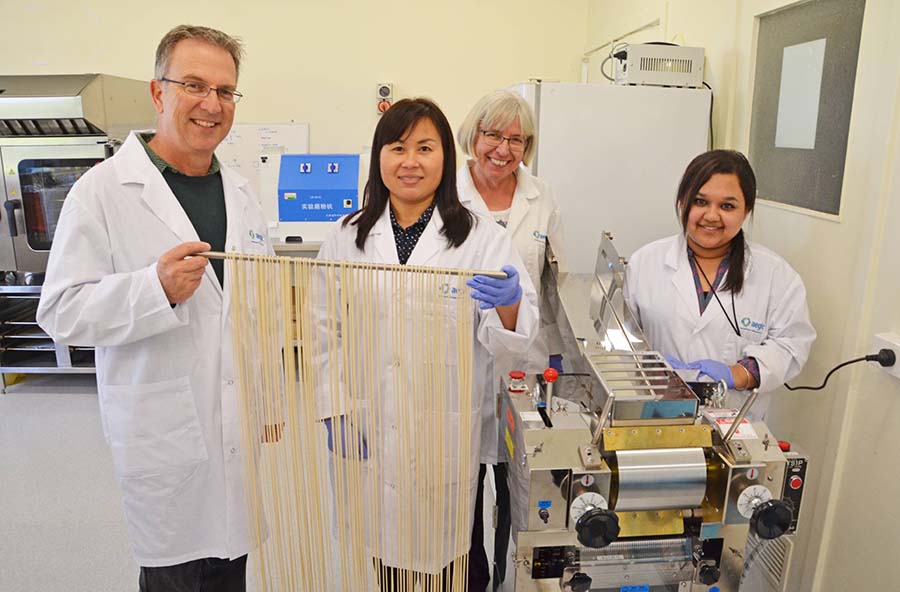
[531, 545, 577, 579]
[781, 451, 809, 533]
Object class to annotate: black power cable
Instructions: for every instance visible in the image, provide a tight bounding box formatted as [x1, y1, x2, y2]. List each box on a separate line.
[702, 81, 714, 149]
[784, 349, 896, 391]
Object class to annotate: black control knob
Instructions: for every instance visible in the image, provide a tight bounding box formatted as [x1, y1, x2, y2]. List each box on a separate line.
[698, 563, 721, 585]
[750, 499, 793, 540]
[575, 508, 620, 548]
[567, 572, 592, 592]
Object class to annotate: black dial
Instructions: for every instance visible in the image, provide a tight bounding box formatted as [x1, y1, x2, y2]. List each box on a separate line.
[698, 563, 720, 585]
[567, 572, 592, 592]
[575, 508, 620, 548]
[750, 499, 793, 540]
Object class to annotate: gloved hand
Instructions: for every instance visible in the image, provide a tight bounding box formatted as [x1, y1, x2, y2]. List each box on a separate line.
[693, 359, 735, 389]
[664, 355, 694, 370]
[466, 265, 523, 310]
[548, 355, 564, 373]
[323, 416, 368, 460]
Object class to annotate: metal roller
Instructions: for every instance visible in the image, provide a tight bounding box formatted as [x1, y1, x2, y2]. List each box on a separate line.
[614, 447, 707, 511]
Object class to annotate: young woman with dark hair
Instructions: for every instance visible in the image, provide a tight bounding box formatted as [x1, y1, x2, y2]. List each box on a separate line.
[624, 150, 816, 419]
[317, 97, 540, 589]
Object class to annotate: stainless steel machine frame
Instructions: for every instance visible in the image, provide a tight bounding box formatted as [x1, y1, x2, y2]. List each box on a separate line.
[503, 233, 808, 592]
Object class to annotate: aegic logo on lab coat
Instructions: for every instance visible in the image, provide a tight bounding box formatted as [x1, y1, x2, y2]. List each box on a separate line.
[741, 317, 766, 334]
[248, 230, 265, 245]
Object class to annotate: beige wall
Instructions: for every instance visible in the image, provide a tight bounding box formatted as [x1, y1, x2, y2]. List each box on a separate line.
[589, 0, 900, 589]
[1, 0, 589, 153]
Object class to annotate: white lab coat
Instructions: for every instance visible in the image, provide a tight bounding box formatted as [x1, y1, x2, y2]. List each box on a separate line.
[315, 205, 538, 570]
[458, 162, 566, 462]
[624, 234, 816, 419]
[458, 162, 567, 368]
[36, 132, 272, 566]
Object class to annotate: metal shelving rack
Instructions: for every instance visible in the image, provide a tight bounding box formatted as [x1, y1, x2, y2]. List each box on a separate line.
[0, 285, 94, 392]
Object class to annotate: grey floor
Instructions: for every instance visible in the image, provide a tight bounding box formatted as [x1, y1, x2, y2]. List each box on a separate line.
[0, 375, 512, 592]
[0, 375, 135, 592]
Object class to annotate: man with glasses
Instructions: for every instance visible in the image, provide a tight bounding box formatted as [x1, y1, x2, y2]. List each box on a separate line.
[38, 25, 272, 592]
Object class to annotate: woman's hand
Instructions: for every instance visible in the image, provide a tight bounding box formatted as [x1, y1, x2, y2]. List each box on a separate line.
[466, 265, 522, 310]
[324, 416, 369, 460]
[666, 356, 741, 390]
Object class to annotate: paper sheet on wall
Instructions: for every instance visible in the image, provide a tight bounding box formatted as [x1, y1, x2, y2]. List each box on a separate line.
[775, 38, 826, 150]
[216, 123, 310, 222]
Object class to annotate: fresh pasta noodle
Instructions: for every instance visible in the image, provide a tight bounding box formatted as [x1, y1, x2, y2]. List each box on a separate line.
[223, 252, 483, 592]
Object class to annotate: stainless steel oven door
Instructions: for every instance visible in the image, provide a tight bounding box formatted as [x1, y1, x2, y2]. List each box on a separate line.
[0, 142, 106, 272]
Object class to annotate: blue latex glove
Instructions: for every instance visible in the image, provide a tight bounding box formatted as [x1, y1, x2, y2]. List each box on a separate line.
[548, 355, 564, 373]
[664, 355, 695, 370]
[323, 416, 368, 460]
[466, 265, 523, 310]
[693, 359, 735, 389]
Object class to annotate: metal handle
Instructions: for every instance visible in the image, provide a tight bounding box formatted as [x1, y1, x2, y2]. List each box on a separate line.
[198, 251, 508, 278]
[724, 388, 759, 443]
[4, 200, 20, 237]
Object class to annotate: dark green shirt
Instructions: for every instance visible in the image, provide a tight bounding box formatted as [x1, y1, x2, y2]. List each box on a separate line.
[138, 133, 227, 287]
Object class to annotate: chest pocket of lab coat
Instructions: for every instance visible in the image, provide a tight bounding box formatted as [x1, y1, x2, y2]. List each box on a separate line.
[100, 376, 208, 483]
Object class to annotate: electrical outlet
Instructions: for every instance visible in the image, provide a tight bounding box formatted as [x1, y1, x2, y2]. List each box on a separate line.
[872, 332, 900, 379]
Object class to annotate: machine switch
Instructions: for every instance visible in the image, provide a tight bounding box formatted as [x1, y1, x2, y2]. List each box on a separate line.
[789, 476, 803, 490]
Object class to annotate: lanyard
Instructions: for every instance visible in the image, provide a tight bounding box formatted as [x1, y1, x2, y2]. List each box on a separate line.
[691, 255, 741, 337]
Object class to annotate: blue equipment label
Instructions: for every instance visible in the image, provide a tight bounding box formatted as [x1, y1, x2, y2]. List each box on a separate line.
[620, 587, 650, 592]
[537, 500, 552, 509]
[278, 154, 359, 222]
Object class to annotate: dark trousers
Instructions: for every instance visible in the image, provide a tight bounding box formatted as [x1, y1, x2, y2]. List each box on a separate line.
[469, 462, 511, 592]
[139, 555, 247, 592]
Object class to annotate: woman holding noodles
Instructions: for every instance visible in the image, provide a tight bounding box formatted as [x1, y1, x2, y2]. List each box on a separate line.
[315, 97, 539, 591]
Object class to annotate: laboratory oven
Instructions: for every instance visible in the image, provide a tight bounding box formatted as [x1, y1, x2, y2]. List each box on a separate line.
[0, 74, 155, 275]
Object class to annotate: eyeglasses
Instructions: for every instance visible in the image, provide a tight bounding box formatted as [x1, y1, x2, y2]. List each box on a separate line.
[479, 129, 528, 151]
[160, 78, 243, 104]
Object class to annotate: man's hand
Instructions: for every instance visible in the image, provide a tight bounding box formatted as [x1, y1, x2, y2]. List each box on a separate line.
[263, 423, 284, 443]
[157, 241, 211, 305]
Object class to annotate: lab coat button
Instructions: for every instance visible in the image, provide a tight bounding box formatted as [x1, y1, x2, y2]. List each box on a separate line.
[226, 379, 234, 386]
[231, 447, 237, 454]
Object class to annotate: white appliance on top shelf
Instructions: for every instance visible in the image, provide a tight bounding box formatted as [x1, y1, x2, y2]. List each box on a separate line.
[512, 81, 710, 273]
[614, 43, 705, 88]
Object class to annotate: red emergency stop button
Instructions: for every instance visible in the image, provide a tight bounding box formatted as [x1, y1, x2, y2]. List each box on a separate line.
[509, 370, 526, 380]
[778, 440, 791, 452]
[789, 476, 803, 490]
